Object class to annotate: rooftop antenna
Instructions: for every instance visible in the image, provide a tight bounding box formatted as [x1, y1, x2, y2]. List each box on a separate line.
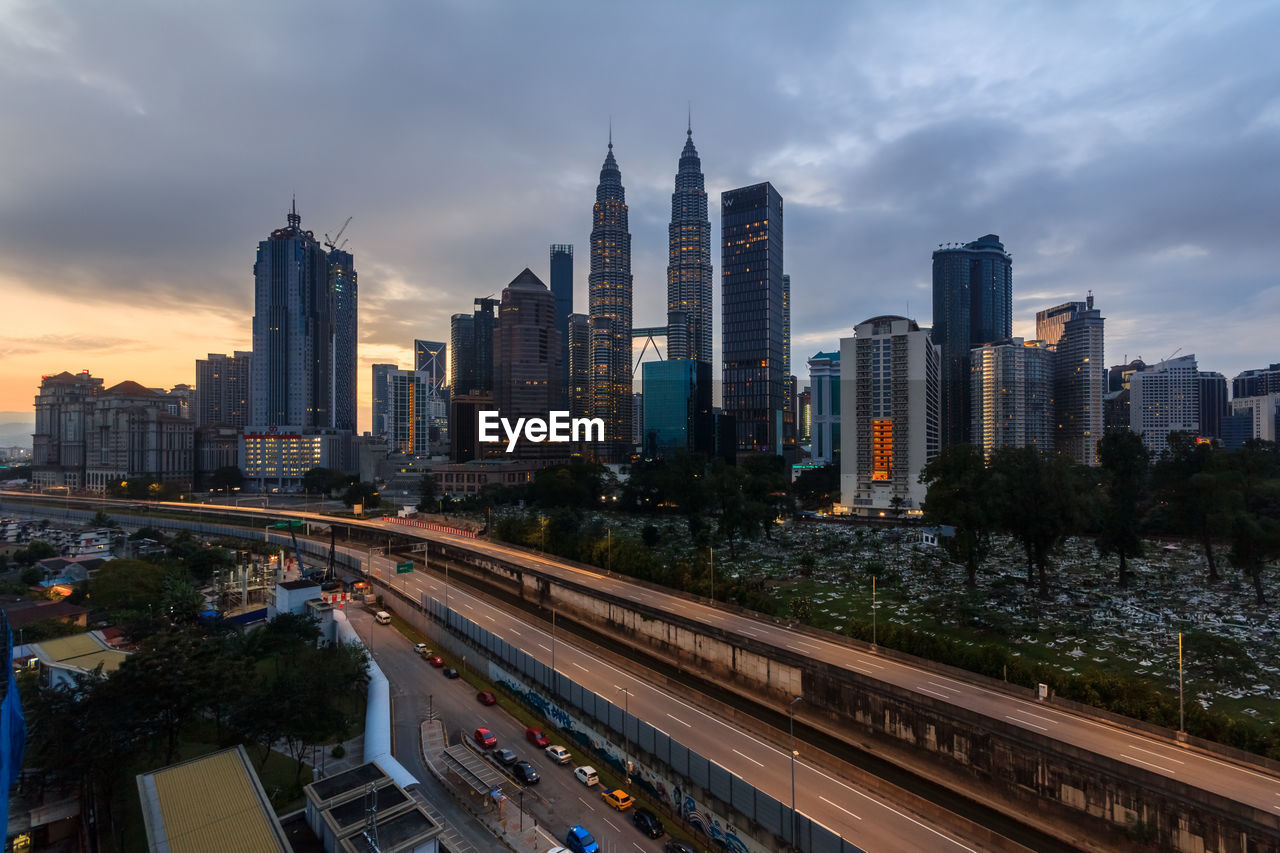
[608, 115, 612, 149]
[688, 101, 692, 135]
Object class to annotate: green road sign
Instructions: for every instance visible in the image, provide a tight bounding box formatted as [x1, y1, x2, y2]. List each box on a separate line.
[396, 561, 413, 574]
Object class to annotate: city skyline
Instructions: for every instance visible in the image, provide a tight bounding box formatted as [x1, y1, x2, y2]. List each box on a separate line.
[4, 1, 1280, 433]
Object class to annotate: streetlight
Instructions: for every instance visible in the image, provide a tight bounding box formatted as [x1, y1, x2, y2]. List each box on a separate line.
[1178, 631, 1185, 734]
[551, 609, 557, 676]
[709, 546, 714, 602]
[871, 575, 877, 648]
[617, 686, 632, 784]
[789, 695, 803, 851]
[606, 528, 611, 573]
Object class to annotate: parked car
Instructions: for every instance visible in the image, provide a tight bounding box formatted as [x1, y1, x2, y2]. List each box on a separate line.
[473, 727, 497, 749]
[662, 843, 695, 853]
[545, 745, 572, 764]
[564, 825, 598, 853]
[442, 667, 460, 679]
[476, 691, 497, 706]
[512, 760, 540, 785]
[601, 788, 633, 810]
[426, 655, 444, 667]
[525, 727, 550, 747]
[573, 766, 599, 787]
[493, 748, 517, 765]
[414, 643, 430, 657]
[632, 808, 664, 838]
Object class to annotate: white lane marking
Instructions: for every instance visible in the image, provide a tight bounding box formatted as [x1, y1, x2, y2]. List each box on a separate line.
[633, 844, 646, 852]
[537, 644, 552, 652]
[916, 686, 952, 699]
[578, 796, 595, 812]
[927, 680, 961, 693]
[1127, 744, 1185, 765]
[666, 713, 691, 727]
[818, 796, 863, 821]
[1121, 753, 1177, 775]
[848, 664, 877, 675]
[573, 662, 589, 672]
[738, 627, 762, 636]
[786, 644, 812, 652]
[792, 640, 821, 650]
[1005, 715, 1048, 731]
[1007, 708, 1057, 725]
[459, 601, 473, 609]
[509, 628, 521, 636]
[733, 749, 765, 768]
[484, 615, 495, 622]
[603, 817, 620, 831]
[839, 779, 979, 851]
[1273, 805, 1280, 813]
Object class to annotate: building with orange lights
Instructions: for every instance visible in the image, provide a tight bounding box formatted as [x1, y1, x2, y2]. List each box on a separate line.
[838, 316, 939, 518]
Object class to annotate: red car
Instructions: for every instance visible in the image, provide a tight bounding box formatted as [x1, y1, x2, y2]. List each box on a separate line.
[426, 655, 444, 668]
[525, 727, 550, 748]
[476, 691, 497, 706]
[473, 727, 497, 749]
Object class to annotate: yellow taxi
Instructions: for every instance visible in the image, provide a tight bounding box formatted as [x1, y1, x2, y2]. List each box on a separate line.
[601, 788, 633, 811]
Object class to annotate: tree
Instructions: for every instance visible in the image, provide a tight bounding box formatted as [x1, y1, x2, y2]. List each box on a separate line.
[1151, 433, 1226, 582]
[416, 472, 438, 512]
[1094, 431, 1149, 588]
[210, 465, 244, 493]
[90, 509, 116, 528]
[89, 558, 168, 614]
[1221, 440, 1280, 606]
[15, 540, 56, 565]
[989, 447, 1082, 599]
[343, 481, 381, 510]
[920, 445, 998, 588]
[793, 465, 839, 510]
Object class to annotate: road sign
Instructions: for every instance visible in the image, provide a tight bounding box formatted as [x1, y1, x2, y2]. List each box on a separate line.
[396, 561, 414, 574]
[409, 543, 429, 553]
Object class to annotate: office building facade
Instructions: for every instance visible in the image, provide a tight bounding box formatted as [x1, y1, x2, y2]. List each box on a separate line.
[195, 352, 252, 428]
[931, 235, 1013, 448]
[666, 127, 713, 366]
[1130, 354, 1199, 457]
[329, 247, 358, 432]
[1233, 364, 1280, 399]
[567, 313, 591, 420]
[1037, 295, 1105, 465]
[84, 381, 194, 492]
[32, 370, 104, 489]
[807, 351, 840, 465]
[970, 339, 1055, 460]
[1230, 394, 1280, 444]
[371, 363, 396, 438]
[1199, 371, 1229, 440]
[550, 244, 574, 401]
[494, 269, 563, 460]
[722, 182, 785, 454]
[641, 359, 712, 457]
[449, 298, 499, 396]
[588, 138, 633, 461]
[839, 316, 940, 517]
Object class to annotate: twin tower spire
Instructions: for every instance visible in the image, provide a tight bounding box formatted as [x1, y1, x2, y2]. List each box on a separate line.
[586, 117, 712, 462]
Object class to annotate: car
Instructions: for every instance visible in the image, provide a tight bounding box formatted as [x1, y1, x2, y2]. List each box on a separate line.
[473, 727, 497, 749]
[573, 765, 599, 787]
[525, 727, 550, 747]
[632, 807, 664, 838]
[493, 748, 517, 765]
[662, 843, 695, 853]
[545, 745, 572, 764]
[512, 760, 540, 784]
[442, 667, 460, 679]
[414, 643, 430, 657]
[564, 825, 598, 853]
[426, 655, 444, 667]
[601, 788, 633, 810]
[477, 691, 497, 706]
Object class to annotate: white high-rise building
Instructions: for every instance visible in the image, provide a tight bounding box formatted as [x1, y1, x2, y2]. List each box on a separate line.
[970, 339, 1054, 460]
[1130, 354, 1199, 456]
[1230, 393, 1280, 443]
[839, 316, 940, 518]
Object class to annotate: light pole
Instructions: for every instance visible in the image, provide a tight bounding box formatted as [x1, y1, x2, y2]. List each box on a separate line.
[606, 528, 611, 573]
[709, 546, 714, 602]
[617, 686, 632, 784]
[789, 695, 803, 850]
[1178, 631, 1185, 734]
[871, 575, 877, 648]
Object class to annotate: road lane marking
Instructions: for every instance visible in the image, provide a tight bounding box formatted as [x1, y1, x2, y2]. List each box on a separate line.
[1007, 708, 1057, 725]
[633, 844, 646, 852]
[484, 615, 495, 622]
[578, 796, 595, 811]
[573, 662, 589, 672]
[1127, 744, 1184, 765]
[818, 796, 862, 821]
[1121, 753, 1177, 775]
[738, 627, 761, 636]
[603, 817, 620, 831]
[927, 680, 961, 693]
[538, 644, 552, 652]
[849, 664, 876, 675]
[733, 749, 765, 768]
[1005, 715, 1048, 731]
[840, 782, 978, 851]
[508, 628, 521, 636]
[792, 640, 821, 650]
[666, 713, 691, 727]
[916, 686, 952, 699]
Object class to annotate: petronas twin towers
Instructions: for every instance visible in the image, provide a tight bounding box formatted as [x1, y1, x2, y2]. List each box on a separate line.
[588, 122, 712, 461]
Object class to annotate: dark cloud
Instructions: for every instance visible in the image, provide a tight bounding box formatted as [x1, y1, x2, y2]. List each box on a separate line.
[2, 0, 1278, 412]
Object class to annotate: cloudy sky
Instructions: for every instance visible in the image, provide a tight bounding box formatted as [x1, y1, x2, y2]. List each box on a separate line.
[3, 0, 1278, 431]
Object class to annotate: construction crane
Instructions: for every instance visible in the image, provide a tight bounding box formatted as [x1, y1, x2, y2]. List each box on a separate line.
[324, 216, 352, 253]
[1162, 347, 1182, 365]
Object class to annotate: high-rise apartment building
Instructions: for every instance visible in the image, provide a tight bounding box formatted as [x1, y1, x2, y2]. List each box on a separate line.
[931, 235, 1013, 448]
[550, 244, 574, 400]
[970, 339, 1054, 460]
[1230, 394, 1280, 443]
[1198, 371, 1229, 440]
[329, 247, 358, 432]
[195, 352, 252, 428]
[494, 269, 563, 460]
[1037, 295, 1105, 465]
[722, 182, 785, 454]
[32, 370, 104, 489]
[85, 381, 194, 492]
[782, 274, 795, 452]
[1130, 354, 1199, 456]
[568, 313, 591, 420]
[807, 351, 840, 465]
[839, 316, 940, 517]
[371, 363, 396, 438]
[798, 387, 812, 446]
[449, 298, 499, 396]
[251, 203, 341, 430]
[666, 126, 713, 365]
[588, 137, 633, 461]
[1232, 364, 1280, 399]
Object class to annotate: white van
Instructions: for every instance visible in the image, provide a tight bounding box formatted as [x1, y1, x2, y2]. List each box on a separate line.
[374, 611, 392, 625]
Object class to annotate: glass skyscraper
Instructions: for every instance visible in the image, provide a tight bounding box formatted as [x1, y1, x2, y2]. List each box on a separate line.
[666, 126, 712, 366]
[329, 247, 358, 432]
[588, 136, 633, 461]
[721, 182, 784, 454]
[550, 244, 574, 404]
[931, 234, 1013, 448]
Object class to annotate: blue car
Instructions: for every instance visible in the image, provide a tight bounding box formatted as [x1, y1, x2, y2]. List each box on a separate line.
[565, 824, 599, 853]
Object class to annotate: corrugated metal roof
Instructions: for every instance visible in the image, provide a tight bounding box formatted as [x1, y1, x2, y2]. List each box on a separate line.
[140, 746, 288, 853]
[37, 633, 103, 661]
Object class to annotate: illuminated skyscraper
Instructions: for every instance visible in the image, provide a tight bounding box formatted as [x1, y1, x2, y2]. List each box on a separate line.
[329, 247, 358, 432]
[970, 339, 1054, 460]
[666, 124, 712, 365]
[588, 135, 633, 461]
[1037, 294, 1105, 465]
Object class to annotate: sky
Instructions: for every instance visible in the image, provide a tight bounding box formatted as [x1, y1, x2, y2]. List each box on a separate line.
[3, 0, 1278, 434]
